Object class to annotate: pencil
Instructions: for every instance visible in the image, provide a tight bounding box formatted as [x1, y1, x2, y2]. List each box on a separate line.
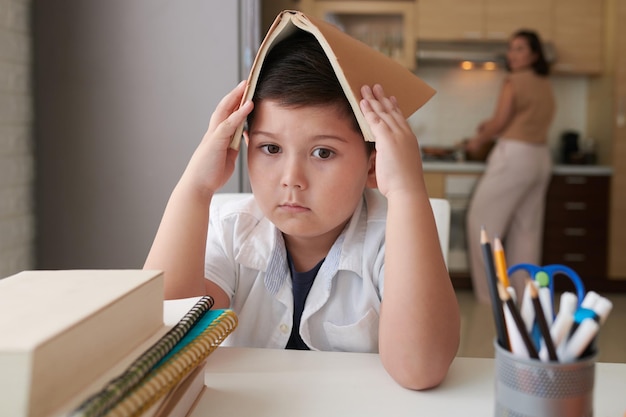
[493, 237, 510, 288]
[527, 279, 558, 361]
[481, 227, 510, 351]
[498, 282, 539, 359]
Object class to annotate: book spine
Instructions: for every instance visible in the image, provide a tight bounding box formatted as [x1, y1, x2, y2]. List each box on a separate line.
[71, 296, 214, 417]
[106, 309, 238, 417]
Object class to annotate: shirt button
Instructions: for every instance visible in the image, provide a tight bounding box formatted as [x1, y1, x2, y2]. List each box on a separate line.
[279, 324, 289, 334]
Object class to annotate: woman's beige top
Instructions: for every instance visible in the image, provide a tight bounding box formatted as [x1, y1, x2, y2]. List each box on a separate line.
[499, 69, 555, 145]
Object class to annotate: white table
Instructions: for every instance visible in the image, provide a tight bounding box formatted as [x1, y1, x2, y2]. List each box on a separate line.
[163, 298, 625, 417]
[187, 346, 626, 417]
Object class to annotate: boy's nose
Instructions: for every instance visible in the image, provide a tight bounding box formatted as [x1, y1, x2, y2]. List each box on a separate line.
[281, 156, 307, 189]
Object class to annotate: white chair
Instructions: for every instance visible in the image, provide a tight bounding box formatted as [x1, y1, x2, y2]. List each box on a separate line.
[210, 193, 450, 267]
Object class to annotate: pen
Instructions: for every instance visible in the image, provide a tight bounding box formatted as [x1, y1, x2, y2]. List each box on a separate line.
[538, 287, 554, 326]
[551, 292, 577, 350]
[520, 280, 536, 333]
[492, 237, 510, 288]
[569, 291, 604, 337]
[561, 319, 600, 362]
[481, 227, 510, 351]
[498, 282, 539, 359]
[527, 279, 557, 361]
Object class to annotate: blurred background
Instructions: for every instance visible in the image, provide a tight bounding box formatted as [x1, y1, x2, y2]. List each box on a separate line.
[1, 0, 624, 301]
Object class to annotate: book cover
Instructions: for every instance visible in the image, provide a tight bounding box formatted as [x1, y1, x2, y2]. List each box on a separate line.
[231, 9, 435, 149]
[0, 270, 164, 417]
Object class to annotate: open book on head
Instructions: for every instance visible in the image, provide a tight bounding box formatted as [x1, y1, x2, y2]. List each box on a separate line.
[230, 9, 435, 149]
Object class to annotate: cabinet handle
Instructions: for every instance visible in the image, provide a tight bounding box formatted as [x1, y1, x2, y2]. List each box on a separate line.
[564, 228, 587, 236]
[486, 31, 507, 39]
[564, 176, 588, 185]
[463, 31, 482, 39]
[564, 202, 587, 211]
[563, 253, 586, 263]
[618, 97, 625, 128]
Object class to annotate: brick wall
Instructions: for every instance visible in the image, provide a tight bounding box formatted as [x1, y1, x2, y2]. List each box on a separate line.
[0, 0, 33, 278]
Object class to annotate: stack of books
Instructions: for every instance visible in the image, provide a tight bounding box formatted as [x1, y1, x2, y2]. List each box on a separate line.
[0, 270, 237, 417]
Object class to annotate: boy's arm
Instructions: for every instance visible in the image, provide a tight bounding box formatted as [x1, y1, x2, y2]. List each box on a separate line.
[360, 85, 460, 390]
[144, 82, 253, 307]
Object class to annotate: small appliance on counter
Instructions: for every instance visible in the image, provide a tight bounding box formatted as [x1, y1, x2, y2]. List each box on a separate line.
[560, 130, 598, 165]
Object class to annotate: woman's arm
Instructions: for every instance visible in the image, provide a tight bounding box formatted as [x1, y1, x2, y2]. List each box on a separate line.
[360, 85, 460, 390]
[144, 82, 253, 306]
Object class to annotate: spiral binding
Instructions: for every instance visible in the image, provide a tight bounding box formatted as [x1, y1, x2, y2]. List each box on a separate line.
[71, 296, 215, 417]
[106, 310, 238, 417]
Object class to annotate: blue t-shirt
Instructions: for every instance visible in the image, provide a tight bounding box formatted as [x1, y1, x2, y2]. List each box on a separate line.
[286, 253, 324, 350]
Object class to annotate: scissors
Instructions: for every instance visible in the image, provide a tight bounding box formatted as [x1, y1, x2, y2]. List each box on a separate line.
[507, 263, 586, 309]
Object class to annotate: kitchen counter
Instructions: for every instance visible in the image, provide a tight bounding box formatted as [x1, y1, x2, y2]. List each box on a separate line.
[423, 161, 613, 176]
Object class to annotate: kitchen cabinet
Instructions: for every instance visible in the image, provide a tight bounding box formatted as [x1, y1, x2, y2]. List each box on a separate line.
[417, 0, 551, 41]
[417, 0, 483, 40]
[608, 0, 626, 279]
[551, 0, 604, 75]
[423, 172, 445, 198]
[298, 0, 418, 70]
[541, 174, 610, 290]
[417, 0, 604, 75]
[484, 0, 552, 41]
[422, 164, 622, 291]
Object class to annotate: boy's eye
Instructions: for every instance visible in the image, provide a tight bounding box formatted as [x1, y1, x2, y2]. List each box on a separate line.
[312, 148, 334, 159]
[261, 144, 281, 154]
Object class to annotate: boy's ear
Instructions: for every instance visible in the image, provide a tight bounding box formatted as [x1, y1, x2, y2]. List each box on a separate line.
[365, 148, 378, 188]
[243, 130, 250, 147]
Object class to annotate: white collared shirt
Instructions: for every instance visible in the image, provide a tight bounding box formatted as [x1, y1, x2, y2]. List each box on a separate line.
[204, 188, 387, 352]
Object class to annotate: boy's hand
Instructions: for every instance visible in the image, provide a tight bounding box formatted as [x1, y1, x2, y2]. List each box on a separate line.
[184, 81, 254, 195]
[359, 84, 423, 198]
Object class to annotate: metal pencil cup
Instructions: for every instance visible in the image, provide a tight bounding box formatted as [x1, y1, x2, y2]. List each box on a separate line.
[494, 340, 596, 417]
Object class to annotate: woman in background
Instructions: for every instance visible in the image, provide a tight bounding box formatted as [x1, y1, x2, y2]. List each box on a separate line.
[465, 29, 555, 303]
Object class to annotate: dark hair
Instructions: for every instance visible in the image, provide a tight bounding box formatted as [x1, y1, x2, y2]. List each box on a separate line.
[247, 30, 375, 154]
[506, 29, 550, 76]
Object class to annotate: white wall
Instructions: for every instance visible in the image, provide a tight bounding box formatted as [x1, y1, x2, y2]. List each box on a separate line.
[0, 0, 33, 278]
[409, 65, 589, 160]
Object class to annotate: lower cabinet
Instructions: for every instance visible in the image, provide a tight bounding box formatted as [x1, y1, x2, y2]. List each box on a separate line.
[541, 174, 610, 290]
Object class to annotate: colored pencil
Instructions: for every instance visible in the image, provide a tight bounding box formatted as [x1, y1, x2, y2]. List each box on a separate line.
[481, 227, 510, 351]
[527, 279, 558, 361]
[498, 282, 539, 359]
[492, 237, 510, 288]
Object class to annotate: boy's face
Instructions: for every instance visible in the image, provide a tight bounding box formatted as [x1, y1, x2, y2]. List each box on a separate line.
[246, 100, 376, 246]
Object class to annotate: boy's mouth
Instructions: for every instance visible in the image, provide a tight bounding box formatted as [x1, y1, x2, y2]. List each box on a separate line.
[279, 202, 309, 212]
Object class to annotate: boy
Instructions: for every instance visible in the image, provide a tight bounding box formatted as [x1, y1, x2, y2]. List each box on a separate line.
[144, 29, 459, 390]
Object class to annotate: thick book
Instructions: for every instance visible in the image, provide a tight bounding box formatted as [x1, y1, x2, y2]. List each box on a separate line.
[231, 9, 435, 149]
[0, 270, 164, 417]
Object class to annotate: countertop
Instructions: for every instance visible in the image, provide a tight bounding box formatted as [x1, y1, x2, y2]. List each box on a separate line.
[423, 161, 613, 176]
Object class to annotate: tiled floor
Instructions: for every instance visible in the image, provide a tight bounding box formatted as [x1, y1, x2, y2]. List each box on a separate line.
[455, 289, 626, 363]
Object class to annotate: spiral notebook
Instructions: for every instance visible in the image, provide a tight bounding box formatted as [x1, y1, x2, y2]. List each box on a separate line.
[70, 297, 238, 417]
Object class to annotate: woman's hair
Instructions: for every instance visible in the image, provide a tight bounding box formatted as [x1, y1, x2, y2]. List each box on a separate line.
[507, 29, 550, 76]
[247, 30, 362, 137]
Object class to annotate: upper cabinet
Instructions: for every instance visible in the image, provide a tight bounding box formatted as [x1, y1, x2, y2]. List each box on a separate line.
[552, 0, 604, 75]
[417, 0, 604, 75]
[298, 0, 418, 70]
[418, 0, 552, 41]
[417, 0, 484, 40]
[485, 0, 552, 40]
